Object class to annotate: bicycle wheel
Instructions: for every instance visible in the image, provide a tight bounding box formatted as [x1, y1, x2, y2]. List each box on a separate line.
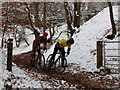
[30, 59, 35, 67]
[55, 56, 67, 74]
[46, 54, 53, 67]
[36, 54, 45, 69]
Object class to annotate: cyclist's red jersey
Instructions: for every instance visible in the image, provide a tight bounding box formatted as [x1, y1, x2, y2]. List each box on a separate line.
[33, 36, 47, 50]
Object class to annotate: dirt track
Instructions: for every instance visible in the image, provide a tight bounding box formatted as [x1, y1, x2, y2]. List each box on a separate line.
[12, 51, 119, 89]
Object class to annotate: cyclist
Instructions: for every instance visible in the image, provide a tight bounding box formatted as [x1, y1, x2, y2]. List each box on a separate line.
[32, 31, 48, 51]
[31, 30, 48, 65]
[48, 38, 74, 67]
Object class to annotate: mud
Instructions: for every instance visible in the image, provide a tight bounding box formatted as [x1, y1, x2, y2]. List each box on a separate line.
[12, 51, 119, 89]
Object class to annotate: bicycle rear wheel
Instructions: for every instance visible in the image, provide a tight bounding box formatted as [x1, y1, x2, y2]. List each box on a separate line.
[55, 56, 67, 74]
[36, 54, 45, 69]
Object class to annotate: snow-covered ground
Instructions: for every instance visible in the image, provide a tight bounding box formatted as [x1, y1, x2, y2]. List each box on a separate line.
[45, 6, 119, 72]
[68, 6, 119, 71]
[0, 6, 120, 89]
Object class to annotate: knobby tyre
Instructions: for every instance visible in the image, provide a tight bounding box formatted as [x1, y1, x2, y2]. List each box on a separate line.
[46, 54, 53, 67]
[36, 54, 45, 70]
[55, 56, 67, 74]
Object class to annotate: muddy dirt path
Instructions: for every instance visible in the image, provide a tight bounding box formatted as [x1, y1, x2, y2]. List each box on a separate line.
[12, 51, 119, 89]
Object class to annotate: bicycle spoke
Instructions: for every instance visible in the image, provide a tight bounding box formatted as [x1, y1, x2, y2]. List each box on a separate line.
[55, 56, 67, 74]
[46, 53, 67, 74]
[37, 54, 45, 69]
[46, 54, 53, 68]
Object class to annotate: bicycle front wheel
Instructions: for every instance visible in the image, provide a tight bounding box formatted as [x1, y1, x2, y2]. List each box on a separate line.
[46, 54, 53, 67]
[55, 56, 67, 74]
[36, 54, 45, 70]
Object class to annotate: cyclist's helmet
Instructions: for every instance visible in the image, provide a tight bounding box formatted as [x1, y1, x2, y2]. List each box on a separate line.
[68, 38, 74, 44]
[43, 32, 48, 37]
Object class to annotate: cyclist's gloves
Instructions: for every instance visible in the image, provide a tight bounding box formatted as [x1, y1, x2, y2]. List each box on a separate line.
[67, 48, 71, 55]
[67, 51, 70, 55]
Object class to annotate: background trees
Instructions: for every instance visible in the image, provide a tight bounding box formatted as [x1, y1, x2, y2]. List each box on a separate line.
[1, 2, 118, 48]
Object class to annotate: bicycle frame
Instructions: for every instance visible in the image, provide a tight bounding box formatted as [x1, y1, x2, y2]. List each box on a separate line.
[55, 52, 68, 60]
[46, 52, 68, 73]
[33, 43, 45, 69]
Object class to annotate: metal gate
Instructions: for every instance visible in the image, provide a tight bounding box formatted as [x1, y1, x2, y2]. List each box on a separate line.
[103, 41, 120, 74]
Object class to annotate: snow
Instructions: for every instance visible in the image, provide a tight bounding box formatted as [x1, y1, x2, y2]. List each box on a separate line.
[0, 50, 4, 89]
[0, 5, 120, 88]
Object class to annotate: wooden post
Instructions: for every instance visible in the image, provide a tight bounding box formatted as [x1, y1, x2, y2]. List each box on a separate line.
[7, 39, 13, 72]
[97, 41, 103, 68]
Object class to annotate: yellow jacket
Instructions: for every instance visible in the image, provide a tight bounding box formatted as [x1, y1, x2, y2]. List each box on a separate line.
[58, 39, 71, 48]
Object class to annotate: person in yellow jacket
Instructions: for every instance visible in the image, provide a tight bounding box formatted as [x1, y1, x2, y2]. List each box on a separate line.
[49, 38, 74, 67]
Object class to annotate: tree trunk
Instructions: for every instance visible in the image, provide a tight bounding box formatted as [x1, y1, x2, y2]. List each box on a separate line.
[24, 2, 36, 31]
[74, 2, 81, 28]
[64, 2, 73, 37]
[74, 2, 77, 27]
[43, 2, 47, 32]
[108, 2, 116, 35]
[76, 2, 81, 28]
[105, 2, 116, 40]
[34, 2, 40, 29]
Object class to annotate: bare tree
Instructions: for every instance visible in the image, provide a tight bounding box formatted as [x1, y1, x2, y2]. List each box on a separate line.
[74, 2, 81, 28]
[64, 1, 81, 37]
[24, 2, 36, 31]
[2, 2, 30, 47]
[33, 2, 44, 30]
[43, 2, 47, 32]
[64, 2, 73, 37]
[106, 2, 116, 40]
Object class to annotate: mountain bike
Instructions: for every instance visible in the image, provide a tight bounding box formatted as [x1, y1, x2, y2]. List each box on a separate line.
[46, 52, 68, 74]
[30, 43, 46, 70]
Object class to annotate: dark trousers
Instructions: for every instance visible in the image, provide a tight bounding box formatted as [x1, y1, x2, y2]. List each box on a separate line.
[50, 42, 65, 64]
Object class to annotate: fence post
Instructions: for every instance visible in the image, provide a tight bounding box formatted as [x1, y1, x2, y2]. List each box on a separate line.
[97, 41, 103, 68]
[7, 39, 13, 72]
